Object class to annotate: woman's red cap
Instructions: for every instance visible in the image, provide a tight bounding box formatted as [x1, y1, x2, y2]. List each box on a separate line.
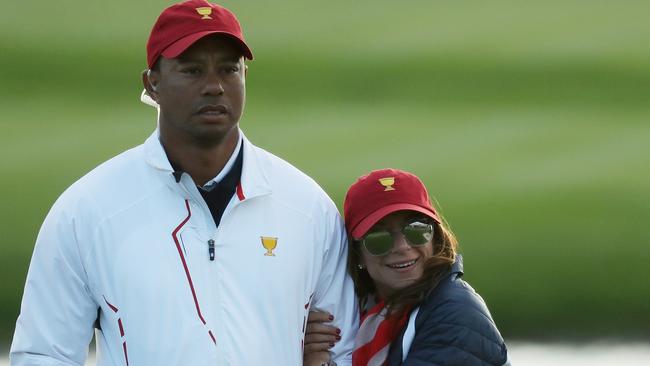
[344, 169, 440, 240]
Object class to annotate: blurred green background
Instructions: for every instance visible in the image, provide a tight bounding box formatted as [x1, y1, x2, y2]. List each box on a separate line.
[1, 0, 649, 345]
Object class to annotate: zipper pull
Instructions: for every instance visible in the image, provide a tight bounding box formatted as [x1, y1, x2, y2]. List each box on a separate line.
[208, 239, 215, 261]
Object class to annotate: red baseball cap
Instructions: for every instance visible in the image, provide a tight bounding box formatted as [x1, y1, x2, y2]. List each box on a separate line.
[146, 0, 253, 68]
[344, 169, 441, 240]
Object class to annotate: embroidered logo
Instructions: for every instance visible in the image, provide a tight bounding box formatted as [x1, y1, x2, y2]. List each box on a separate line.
[260, 236, 278, 256]
[195, 7, 213, 19]
[378, 177, 395, 191]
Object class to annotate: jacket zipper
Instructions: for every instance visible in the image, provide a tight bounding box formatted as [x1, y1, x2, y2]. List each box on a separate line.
[207, 239, 215, 261]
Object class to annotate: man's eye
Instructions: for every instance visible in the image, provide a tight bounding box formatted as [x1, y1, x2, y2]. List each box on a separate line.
[182, 67, 201, 75]
[224, 65, 240, 73]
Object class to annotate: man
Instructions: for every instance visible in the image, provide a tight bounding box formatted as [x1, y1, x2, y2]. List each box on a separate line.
[10, 1, 357, 365]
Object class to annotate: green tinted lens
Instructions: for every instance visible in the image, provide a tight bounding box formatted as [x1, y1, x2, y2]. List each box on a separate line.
[402, 221, 433, 245]
[362, 231, 394, 256]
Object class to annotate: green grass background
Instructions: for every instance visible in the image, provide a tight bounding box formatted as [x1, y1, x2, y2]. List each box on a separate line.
[1, 0, 649, 344]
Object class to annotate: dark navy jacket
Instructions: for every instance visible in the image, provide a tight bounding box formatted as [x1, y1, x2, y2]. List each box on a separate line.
[387, 255, 508, 365]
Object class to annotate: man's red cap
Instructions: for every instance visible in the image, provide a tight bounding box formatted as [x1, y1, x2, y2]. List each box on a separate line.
[146, 0, 253, 68]
[344, 169, 441, 240]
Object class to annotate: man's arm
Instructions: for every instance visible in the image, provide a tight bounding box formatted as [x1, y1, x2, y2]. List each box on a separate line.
[11, 200, 98, 365]
[310, 209, 359, 366]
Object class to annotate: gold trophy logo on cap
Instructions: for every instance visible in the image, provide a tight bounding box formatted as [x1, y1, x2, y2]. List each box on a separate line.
[195, 7, 213, 19]
[260, 236, 278, 256]
[379, 177, 395, 191]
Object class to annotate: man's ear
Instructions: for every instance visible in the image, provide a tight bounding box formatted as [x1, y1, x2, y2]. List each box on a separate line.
[142, 69, 159, 102]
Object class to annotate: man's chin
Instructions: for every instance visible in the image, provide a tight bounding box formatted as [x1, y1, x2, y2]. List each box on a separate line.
[190, 125, 240, 148]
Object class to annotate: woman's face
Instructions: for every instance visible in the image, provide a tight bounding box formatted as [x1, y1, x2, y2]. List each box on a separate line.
[359, 211, 434, 298]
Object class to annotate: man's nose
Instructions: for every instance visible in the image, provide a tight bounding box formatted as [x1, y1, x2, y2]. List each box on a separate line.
[202, 72, 224, 95]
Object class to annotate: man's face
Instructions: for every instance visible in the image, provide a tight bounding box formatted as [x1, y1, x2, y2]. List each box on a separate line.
[145, 35, 246, 147]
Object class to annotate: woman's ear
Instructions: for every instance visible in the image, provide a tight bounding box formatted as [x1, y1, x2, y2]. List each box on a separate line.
[358, 255, 367, 269]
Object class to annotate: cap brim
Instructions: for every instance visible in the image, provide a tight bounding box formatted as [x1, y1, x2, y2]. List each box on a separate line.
[161, 31, 253, 60]
[350, 203, 441, 240]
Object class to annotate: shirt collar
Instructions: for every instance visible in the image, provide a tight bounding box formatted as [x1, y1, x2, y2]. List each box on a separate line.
[200, 134, 243, 189]
[143, 128, 272, 201]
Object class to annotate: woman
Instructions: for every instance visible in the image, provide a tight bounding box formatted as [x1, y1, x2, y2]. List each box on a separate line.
[305, 169, 508, 366]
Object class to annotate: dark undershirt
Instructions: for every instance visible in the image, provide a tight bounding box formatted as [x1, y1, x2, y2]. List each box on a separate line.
[170, 143, 244, 227]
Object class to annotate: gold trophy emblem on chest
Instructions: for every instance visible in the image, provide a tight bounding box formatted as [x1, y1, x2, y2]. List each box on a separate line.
[260, 236, 278, 256]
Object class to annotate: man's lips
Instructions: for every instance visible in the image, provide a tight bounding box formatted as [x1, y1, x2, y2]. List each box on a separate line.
[196, 104, 228, 115]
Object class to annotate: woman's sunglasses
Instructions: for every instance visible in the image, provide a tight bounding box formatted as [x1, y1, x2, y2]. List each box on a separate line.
[359, 220, 434, 256]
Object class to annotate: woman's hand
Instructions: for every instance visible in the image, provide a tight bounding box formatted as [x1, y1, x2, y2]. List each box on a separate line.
[303, 351, 335, 366]
[303, 310, 341, 366]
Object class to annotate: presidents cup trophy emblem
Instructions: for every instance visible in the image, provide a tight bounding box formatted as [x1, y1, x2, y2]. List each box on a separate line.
[260, 236, 278, 256]
[195, 7, 213, 19]
[378, 177, 395, 191]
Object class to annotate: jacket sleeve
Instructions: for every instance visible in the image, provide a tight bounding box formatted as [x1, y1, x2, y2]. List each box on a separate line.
[309, 208, 359, 366]
[10, 199, 98, 365]
[402, 283, 507, 366]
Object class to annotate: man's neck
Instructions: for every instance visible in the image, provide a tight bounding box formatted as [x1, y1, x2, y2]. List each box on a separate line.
[160, 127, 240, 186]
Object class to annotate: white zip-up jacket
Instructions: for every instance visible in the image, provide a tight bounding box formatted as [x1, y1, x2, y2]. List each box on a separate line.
[11, 130, 358, 365]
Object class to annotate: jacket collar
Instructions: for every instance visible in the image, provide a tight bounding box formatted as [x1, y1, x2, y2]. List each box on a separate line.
[143, 129, 272, 201]
[143, 129, 173, 172]
[237, 130, 272, 201]
[451, 254, 464, 276]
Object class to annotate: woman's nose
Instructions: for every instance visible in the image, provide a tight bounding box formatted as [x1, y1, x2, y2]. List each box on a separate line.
[390, 232, 411, 252]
